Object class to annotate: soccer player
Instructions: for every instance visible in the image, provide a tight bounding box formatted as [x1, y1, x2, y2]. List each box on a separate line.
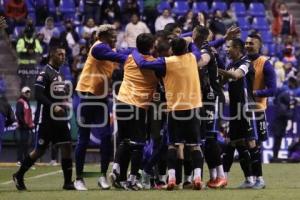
[245, 33, 276, 189]
[74, 24, 128, 191]
[193, 25, 227, 188]
[109, 33, 159, 190]
[132, 37, 204, 190]
[218, 38, 256, 189]
[13, 46, 75, 191]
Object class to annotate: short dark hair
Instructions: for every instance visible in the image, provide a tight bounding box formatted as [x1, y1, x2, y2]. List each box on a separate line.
[247, 33, 262, 43]
[170, 37, 187, 56]
[136, 33, 155, 54]
[156, 40, 171, 56]
[230, 38, 245, 53]
[49, 45, 65, 56]
[193, 25, 209, 44]
[164, 23, 181, 35]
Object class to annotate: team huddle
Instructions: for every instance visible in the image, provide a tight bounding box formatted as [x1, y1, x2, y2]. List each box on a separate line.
[12, 23, 276, 191]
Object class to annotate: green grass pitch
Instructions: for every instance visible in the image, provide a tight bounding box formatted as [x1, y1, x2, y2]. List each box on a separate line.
[1, 163, 300, 200]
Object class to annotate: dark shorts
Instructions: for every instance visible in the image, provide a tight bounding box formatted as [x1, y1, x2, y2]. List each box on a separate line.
[116, 102, 147, 145]
[36, 119, 71, 149]
[201, 97, 222, 139]
[254, 111, 269, 141]
[167, 108, 202, 145]
[229, 111, 257, 141]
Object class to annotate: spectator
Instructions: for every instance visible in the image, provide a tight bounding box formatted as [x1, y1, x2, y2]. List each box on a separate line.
[179, 10, 194, 33]
[30, 0, 49, 26]
[15, 86, 34, 165]
[114, 20, 128, 49]
[122, 0, 140, 23]
[4, 0, 28, 35]
[274, 61, 285, 88]
[125, 13, 150, 48]
[16, 24, 42, 94]
[72, 39, 88, 83]
[282, 45, 298, 67]
[83, 0, 102, 24]
[155, 9, 175, 32]
[101, 0, 121, 24]
[82, 18, 98, 40]
[192, 11, 208, 27]
[39, 17, 59, 45]
[0, 91, 15, 152]
[271, 77, 299, 162]
[36, 32, 48, 66]
[271, 0, 298, 40]
[60, 19, 80, 60]
[209, 10, 227, 38]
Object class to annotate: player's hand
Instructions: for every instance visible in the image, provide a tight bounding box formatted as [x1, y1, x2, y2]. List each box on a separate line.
[184, 36, 193, 45]
[54, 105, 65, 116]
[224, 26, 241, 41]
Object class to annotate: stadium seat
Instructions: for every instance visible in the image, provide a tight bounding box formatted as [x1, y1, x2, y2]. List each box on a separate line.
[241, 31, 249, 41]
[252, 17, 269, 31]
[267, 43, 277, 56]
[137, 0, 144, 14]
[231, 2, 246, 17]
[193, 2, 209, 13]
[157, 1, 171, 13]
[237, 17, 250, 31]
[13, 26, 25, 38]
[25, 0, 35, 12]
[249, 3, 266, 17]
[211, 1, 227, 12]
[172, 1, 189, 15]
[60, 0, 75, 13]
[260, 30, 273, 44]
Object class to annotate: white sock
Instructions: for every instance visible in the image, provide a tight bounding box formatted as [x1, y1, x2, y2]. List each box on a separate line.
[112, 163, 120, 174]
[216, 165, 225, 178]
[224, 172, 229, 179]
[168, 169, 176, 179]
[209, 168, 217, 180]
[193, 168, 201, 180]
[159, 175, 167, 183]
[246, 176, 254, 183]
[257, 176, 264, 182]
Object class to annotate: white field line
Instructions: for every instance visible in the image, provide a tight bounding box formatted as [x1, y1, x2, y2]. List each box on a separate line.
[1, 170, 62, 185]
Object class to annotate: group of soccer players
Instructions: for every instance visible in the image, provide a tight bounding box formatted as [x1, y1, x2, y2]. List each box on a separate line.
[12, 20, 276, 191]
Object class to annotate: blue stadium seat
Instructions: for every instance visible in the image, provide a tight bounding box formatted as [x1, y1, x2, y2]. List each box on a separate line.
[60, 0, 75, 13]
[267, 43, 277, 56]
[193, 2, 209, 13]
[241, 30, 249, 41]
[260, 30, 273, 44]
[172, 1, 189, 15]
[27, 12, 36, 23]
[237, 17, 250, 31]
[14, 26, 25, 38]
[211, 1, 227, 12]
[49, 0, 56, 13]
[75, 26, 84, 36]
[157, 1, 171, 13]
[249, 3, 266, 17]
[25, 0, 35, 12]
[252, 17, 269, 31]
[231, 2, 246, 17]
[137, 0, 144, 14]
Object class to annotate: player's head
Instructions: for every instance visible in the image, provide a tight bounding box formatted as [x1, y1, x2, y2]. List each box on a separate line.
[156, 39, 171, 57]
[170, 37, 187, 56]
[226, 38, 245, 60]
[245, 33, 262, 55]
[49, 46, 66, 68]
[192, 25, 210, 47]
[97, 24, 117, 48]
[136, 33, 156, 55]
[164, 23, 182, 37]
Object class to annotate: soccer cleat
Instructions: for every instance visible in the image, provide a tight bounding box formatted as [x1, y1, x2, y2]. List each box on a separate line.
[206, 178, 217, 188]
[142, 171, 151, 190]
[252, 179, 266, 189]
[13, 173, 27, 191]
[167, 178, 176, 191]
[63, 182, 76, 190]
[74, 179, 88, 191]
[238, 180, 255, 189]
[127, 181, 140, 191]
[183, 181, 193, 189]
[109, 169, 121, 188]
[192, 177, 202, 190]
[119, 181, 130, 190]
[154, 181, 166, 190]
[16, 161, 21, 166]
[98, 176, 111, 190]
[208, 177, 228, 188]
[49, 160, 59, 166]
